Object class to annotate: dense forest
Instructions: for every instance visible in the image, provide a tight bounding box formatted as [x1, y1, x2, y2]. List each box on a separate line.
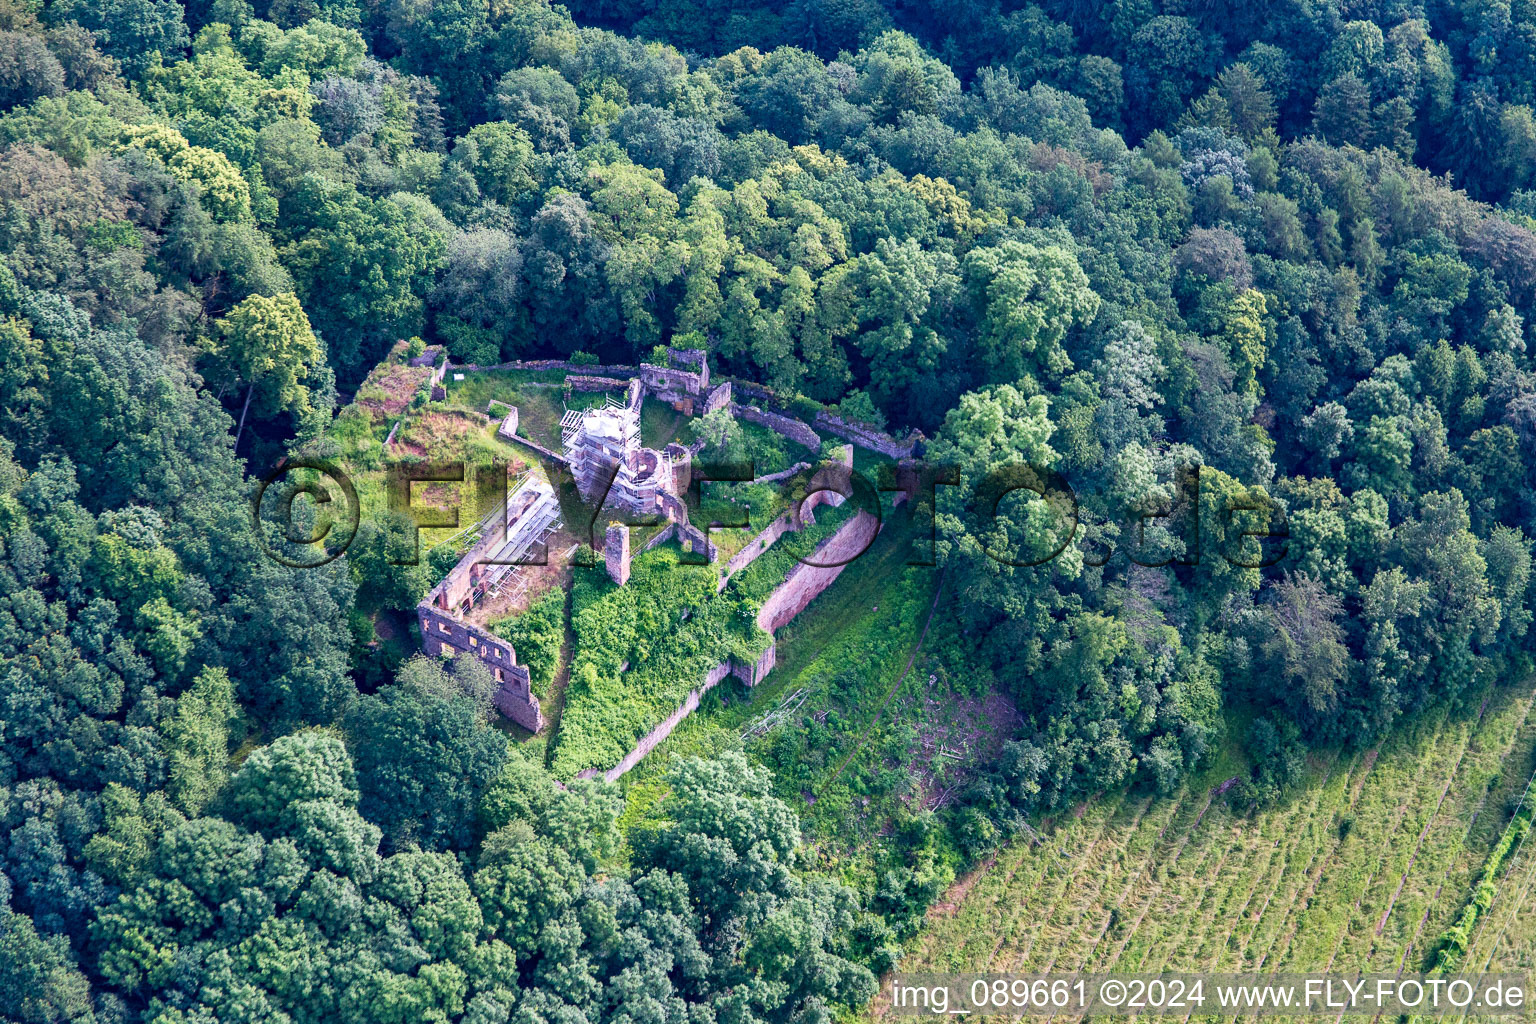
[0, 0, 1534, 1020]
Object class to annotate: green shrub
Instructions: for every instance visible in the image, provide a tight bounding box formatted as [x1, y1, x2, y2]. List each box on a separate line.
[491, 588, 565, 697]
[788, 394, 824, 423]
[549, 504, 856, 778]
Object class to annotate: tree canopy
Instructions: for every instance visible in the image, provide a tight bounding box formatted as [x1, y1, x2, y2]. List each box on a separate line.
[0, 0, 1533, 1019]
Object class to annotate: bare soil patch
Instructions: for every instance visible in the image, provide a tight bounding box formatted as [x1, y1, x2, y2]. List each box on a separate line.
[357, 362, 431, 418]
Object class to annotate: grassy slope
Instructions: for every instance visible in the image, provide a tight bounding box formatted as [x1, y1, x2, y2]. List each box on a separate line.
[612, 500, 915, 775]
[611, 506, 983, 896]
[549, 499, 863, 780]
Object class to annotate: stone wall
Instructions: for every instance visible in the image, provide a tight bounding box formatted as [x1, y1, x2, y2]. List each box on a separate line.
[721, 378, 921, 456]
[639, 516, 718, 564]
[434, 510, 512, 610]
[417, 602, 542, 731]
[800, 448, 853, 520]
[731, 403, 821, 450]
[675, 520, 714, 559]
[632, 347, 709, 411]
[755, 509, 881, 633]
[639, 521, 677, 555]
[452, 347, 706, 409]
[813, 410, 924, 458]
[656, 491, 717, 561]
[456, 350, 705, 397]
[604, 522, 631, 586]
[726, 379, 775, 404]
[429, 359, 449, 401]
[715, 451, 851, 590]
[741, 642, 776, 683]
[798, 482, 846, 524]
[502, 432, 567, 465]
[567, 375, 630, 392]
[459, 359, 639, 376]
[753, 461, 811, 486]
[586, 643, 773, 783]
[719, 509, 799, 588]
[640, 364, 704, 398]
[703, 381, 732, 414]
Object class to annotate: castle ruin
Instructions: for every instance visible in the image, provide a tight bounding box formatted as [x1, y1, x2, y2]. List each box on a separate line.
[417, 348, 722, 728]
[560, 377, 718, 583]
[415, 343, 892, 745]
[417, 470, 560, 731]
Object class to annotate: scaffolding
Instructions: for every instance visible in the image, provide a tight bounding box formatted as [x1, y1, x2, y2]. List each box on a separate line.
[559, 408, 585, 448]
[562, 400, 648, 508]
[464, 474, 562, 605]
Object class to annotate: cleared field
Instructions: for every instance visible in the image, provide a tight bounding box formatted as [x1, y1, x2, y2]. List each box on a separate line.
[880, 680, 1536, 1023]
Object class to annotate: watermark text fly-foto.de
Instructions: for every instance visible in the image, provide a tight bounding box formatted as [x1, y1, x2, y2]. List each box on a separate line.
[886, 973, 1530, 1016]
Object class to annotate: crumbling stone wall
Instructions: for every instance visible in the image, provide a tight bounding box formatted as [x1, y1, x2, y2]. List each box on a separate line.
[715, 450, 853, 589]
[798, 449, 853, 523]
[567, 375, 630, 392]
[738, 642, 776, 684]
[813, 410, 924, 458]
[731, 403, 821, 449]
[719, 510, 798, 586]
[458, 359, 639, 375]
[654, 491, 717, 561]
[638, 518, 718, 564]
[637, 347, 710, 411]
[408, 344, 445, 367]
[703, 381, 732, 414]
[725, 379, 775, 404]
[604, 522, 631, 586]
[639, 364, 703, 398]
[417, 602, 542, 731]
[502, 432, 567, 465]
[435, 519, 506, 610]
[754, 461, 811, 486]
[662, 441, 693, 495]
[494, 405, 519, 439]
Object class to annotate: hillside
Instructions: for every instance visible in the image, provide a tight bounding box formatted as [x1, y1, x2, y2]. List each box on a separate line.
[0, 0, 1534, 1021]
[889, 681, 1536, 1018]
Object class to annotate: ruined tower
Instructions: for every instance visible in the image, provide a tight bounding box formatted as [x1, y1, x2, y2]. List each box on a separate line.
[604, 522, 631, 586]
